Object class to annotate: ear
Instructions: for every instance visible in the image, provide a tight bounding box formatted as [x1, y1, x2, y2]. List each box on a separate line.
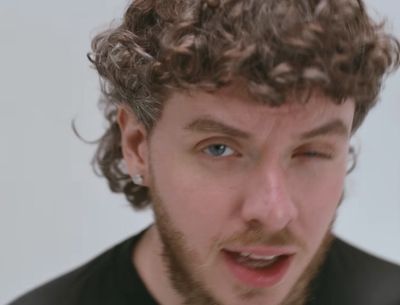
[117, 106, 149, 186]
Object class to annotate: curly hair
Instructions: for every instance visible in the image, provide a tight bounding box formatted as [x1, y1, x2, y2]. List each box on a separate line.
[88, 0, 400, 209]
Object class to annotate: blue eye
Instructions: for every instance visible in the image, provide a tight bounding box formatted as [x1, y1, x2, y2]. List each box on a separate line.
[204, 144, 235, 157]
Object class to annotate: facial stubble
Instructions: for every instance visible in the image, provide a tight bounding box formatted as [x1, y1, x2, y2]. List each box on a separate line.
[148, 179, 335, 305]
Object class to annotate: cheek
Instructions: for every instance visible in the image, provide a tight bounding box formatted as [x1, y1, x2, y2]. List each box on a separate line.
[291, 164, 346, 245]
[150, 148, 237, 249]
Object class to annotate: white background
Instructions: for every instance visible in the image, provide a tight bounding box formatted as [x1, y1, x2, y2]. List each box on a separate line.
[1, 1, 399, 304]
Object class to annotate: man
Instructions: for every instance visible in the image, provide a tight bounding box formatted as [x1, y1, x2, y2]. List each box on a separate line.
[9, 0, 400, 305]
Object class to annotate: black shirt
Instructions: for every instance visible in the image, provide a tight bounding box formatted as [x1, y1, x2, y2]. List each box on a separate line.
[8, 232, 157, 305]
[8, 232, 400, 305]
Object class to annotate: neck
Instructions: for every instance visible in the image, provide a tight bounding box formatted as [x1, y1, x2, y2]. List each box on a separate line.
[133, 225, 184, 305]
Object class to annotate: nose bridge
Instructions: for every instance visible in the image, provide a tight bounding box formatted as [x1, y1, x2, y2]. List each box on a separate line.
[240, 159, 298, 231]
[261, 164, 286, 201]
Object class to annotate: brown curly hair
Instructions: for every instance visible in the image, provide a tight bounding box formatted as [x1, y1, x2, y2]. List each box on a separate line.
[88, 0, 400, 209]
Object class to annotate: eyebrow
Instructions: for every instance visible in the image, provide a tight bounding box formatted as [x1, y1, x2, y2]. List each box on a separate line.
[300, 119, 350, 140]
[184, 117, 250, 139]
[184, 116, 350, 140]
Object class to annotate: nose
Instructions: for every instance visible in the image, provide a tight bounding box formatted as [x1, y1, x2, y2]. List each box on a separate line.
[240, 164, 298, 232]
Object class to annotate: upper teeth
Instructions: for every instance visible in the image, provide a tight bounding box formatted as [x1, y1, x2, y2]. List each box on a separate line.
[239, 252, 278, 260]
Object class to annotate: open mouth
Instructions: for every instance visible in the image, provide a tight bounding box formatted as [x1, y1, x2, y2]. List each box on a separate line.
[222, 249, 293, 287]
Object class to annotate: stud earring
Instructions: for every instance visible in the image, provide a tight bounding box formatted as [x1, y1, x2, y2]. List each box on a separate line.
[132, 174, 144, 185]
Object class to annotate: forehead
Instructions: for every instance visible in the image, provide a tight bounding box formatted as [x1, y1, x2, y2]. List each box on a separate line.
[158, 86, 355, 139]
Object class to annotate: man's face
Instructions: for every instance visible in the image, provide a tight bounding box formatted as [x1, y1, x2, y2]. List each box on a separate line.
[139, 86, 354, 305]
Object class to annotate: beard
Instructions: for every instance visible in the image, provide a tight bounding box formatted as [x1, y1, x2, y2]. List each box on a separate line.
[149, 184, 335, 305]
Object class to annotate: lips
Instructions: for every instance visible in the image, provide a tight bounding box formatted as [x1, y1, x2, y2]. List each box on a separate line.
[222, 247, 294, 288]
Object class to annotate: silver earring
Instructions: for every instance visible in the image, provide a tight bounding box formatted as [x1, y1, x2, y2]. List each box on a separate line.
[132, 174, 144, 185]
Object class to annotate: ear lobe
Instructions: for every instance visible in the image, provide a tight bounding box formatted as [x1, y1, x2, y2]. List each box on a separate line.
[117, 106, 149, 184]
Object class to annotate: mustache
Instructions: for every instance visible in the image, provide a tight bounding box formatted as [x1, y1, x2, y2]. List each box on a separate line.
[217, 225, 305, 250]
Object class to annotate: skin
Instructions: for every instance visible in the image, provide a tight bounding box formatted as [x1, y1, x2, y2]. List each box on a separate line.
[118, 85, 355, 305]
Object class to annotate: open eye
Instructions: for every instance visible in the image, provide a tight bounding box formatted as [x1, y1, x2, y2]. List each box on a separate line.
[203, 144, 235, 157]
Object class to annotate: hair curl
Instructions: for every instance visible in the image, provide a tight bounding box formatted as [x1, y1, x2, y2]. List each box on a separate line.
[88, 0, 400, 209]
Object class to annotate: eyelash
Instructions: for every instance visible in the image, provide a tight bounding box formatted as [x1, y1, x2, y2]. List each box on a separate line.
[202, 144, 236, 158]
[200, 142, 334, 161]
[294, 151, 333, 160]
